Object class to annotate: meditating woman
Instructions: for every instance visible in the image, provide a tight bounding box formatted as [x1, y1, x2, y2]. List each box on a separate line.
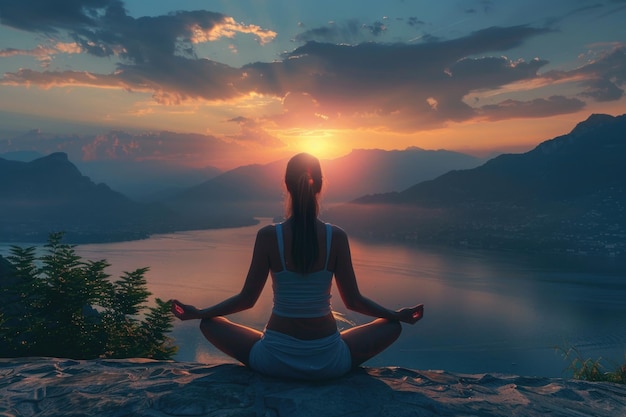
[171, 152, 423, 380]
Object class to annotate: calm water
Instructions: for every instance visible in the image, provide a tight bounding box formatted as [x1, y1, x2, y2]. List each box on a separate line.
[3, 219, 625, 377]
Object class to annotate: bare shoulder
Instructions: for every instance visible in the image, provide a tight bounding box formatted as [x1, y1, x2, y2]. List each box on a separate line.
[329, 224, 349, 241]
[327, 224, 351, 272]
[256, 224, 277, 241]
[328, 224, 351, 255]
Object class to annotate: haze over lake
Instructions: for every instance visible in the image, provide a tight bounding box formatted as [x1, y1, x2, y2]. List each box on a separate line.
[2, 218, 624, 378]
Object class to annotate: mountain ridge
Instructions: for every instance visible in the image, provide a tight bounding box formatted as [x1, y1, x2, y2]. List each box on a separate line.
[327, 113, 626, 258]
[0, 153, 253, 243]
[167, 147, 484, 219]
[3, 113, 624, 256]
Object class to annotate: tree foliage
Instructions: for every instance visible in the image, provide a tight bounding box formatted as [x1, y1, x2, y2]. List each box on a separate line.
[0, 232, 177, 360]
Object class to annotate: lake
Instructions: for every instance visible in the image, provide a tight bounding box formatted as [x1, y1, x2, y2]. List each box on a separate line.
[2, 218, 625, 378]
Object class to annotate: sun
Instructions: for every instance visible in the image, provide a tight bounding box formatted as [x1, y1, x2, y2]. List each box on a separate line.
[298, 130, 342, 160]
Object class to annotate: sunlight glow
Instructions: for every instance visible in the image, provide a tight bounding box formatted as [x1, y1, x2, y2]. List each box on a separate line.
[292, 129, 339, 159]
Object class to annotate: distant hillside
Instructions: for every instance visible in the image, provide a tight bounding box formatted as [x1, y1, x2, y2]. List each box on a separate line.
[0, 130, 224, 202]
[0, 153, 160, 242]
[323, 148, 482, 202]
[0, 153, 254, 243]
[76, 159, 223, 202]
[327, 114, 626, 258]
[168, 148, 483, 218]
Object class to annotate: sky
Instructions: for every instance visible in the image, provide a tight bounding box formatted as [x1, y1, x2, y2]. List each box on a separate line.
[0, 0, 625, 170]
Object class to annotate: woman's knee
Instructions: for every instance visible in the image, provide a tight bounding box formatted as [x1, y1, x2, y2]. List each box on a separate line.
[387, 319, 402, 338]
[370, 318, 402, 339]
[199, 316, 227, 331]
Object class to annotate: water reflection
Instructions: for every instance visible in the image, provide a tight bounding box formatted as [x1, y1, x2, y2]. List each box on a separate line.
[2, 219, 624, 378]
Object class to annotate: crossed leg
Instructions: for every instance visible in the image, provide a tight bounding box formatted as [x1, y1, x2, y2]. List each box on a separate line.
[340, 318, 402, 368]
[199, 316, 402, 369]
[199, 316, 262, 366]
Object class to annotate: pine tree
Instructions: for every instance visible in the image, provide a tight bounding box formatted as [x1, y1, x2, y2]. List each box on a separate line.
[0, 233, 178, 360]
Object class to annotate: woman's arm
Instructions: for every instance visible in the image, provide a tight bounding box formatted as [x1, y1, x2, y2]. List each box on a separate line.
[332, 226, 423, 324]
[171, 227, 271, 320]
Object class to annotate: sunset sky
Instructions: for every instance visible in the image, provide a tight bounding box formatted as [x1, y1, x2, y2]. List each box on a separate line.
[1, 0, 625, 169]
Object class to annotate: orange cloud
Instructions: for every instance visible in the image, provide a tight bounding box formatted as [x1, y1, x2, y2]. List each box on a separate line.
[190, 17, 277, 45]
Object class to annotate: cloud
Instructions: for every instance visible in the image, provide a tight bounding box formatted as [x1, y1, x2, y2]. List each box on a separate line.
[406, 17, 425, 27]
[2, 68, 132, 90]
[575, 46, 626, 101]
[0, 0, 276, 65]
[544, 45, 626, 102]
[0, 0, 122, 32]
[71, 10, 275, 63]
[479, 95, 586, 120]
[293, 19, 387, 44]
[4, 3, 625, 133]
[0, 46, 54, 59]
[0, 128, 253, 167]
[226, 116, 284, 147]
[243, 26, 555, 129]
[0, 42, 82, 67]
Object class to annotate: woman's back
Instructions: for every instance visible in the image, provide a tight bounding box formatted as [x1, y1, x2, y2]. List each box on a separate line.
[264, 219, 340, 340]
[270, 222, 334, 319]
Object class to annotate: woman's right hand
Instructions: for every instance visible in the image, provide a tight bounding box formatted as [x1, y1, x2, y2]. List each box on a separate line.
[396, 304, 424, 324]
[170, 299, 201, 320]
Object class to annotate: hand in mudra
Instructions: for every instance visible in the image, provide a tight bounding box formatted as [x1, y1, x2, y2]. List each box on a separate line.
[396, 304, 424, 324]
[170, 300, 201, 320]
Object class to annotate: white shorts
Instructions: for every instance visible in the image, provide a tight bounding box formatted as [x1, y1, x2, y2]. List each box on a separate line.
[249, 329, 352, 380]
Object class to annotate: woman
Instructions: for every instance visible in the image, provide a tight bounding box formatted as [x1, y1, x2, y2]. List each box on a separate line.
[171, 153, 423, 380]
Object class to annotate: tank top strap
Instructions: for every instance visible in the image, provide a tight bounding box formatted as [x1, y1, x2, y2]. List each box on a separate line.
[324, 223, 332, 270]
[276, 223, 286, 270]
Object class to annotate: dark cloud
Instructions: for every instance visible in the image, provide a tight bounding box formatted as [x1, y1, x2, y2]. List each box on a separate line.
[363, 21, 386, 37]
[293, 19, 386, 44]
[545, 46, 626, 102]
[243, 26, 554, 129]
[0, 0, 122, 32]
[580, 77, 624, 101]
[4, 2, 623, 133]
[116, 57, 243, 104]
[0, 0, 272, 65]
[0, 0, 273, 105]
[579, 47, 626, 101]
[479, 96, 586, 120]
[226, 117, 284, 147]
[449, 56, 548, 89]
[78, 10, 229, 64]
[406, 17, 425, 27]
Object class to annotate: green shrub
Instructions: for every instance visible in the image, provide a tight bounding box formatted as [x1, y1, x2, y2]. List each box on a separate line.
[560, 346, 626, 384]
[0, 232, 177, 360]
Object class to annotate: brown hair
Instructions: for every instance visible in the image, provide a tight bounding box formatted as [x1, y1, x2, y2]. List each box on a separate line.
[284, 153, 323, 273]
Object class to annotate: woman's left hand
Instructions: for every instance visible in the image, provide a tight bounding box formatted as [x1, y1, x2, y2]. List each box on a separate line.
[396, 304, 424, 324]
[170, 299, 201, 320]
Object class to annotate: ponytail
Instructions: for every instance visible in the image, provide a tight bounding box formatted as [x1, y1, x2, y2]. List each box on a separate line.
[284, 153, 323, 273]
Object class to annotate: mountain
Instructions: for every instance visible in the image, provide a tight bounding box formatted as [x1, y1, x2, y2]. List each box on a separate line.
[75, 159, 223, 202]
[0, 153, 254, 243]
[168, 148, 483, 218]
[0, 152, 158, 242]
[322, 148, 483, 202]
[167, 159, 288, 220]
[326, 114, 626, 258]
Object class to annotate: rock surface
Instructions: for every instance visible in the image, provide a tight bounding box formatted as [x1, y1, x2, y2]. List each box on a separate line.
[1, 357, 625, 416]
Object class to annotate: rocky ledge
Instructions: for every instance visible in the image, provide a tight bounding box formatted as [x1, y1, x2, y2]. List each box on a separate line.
[1, 358, 625, 416]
